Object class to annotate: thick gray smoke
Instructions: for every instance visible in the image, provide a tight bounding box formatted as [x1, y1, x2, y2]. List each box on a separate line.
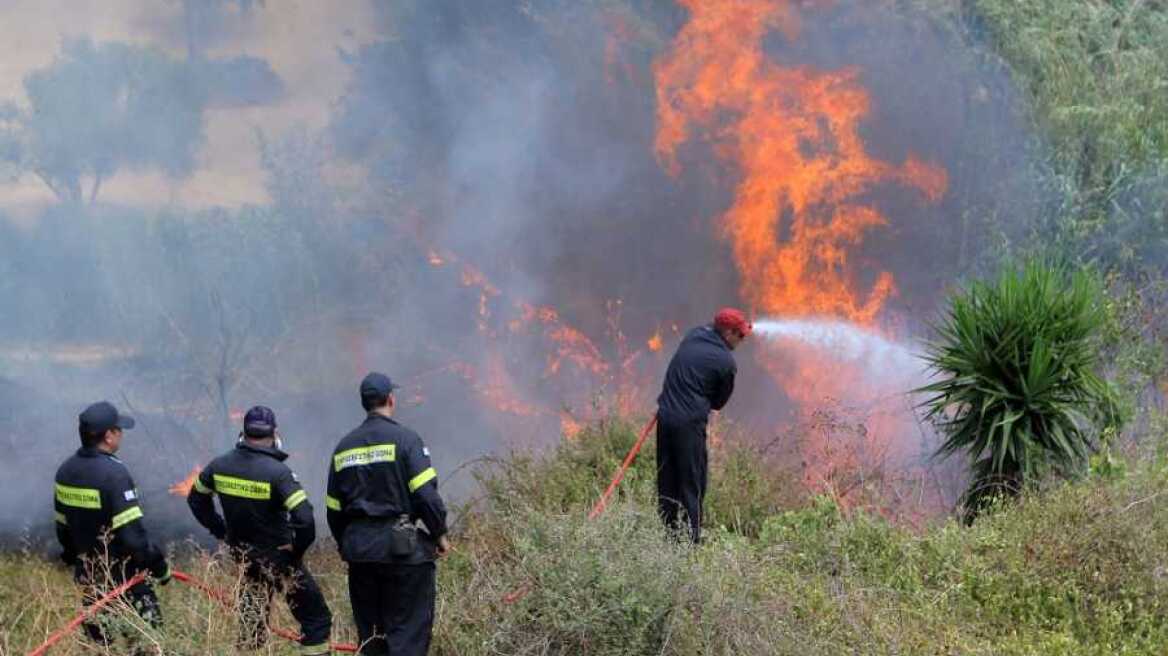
[0, 1, 1036, 547]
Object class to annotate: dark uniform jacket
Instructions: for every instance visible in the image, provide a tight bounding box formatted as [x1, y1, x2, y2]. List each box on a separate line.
[326, 413, 447, 564]
[657, 324, 737, 423]
[187, 442, 315, 560]
[54, 447, 169, 582]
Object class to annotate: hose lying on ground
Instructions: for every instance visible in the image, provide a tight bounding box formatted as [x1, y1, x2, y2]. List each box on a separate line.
[30, 415, 659, 652]
[26, 569, 359, 655]
[172, 570, 359, 653]
[26, 571, 148, 656]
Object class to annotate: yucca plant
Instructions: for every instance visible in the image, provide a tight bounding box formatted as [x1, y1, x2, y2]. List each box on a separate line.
[917, 261, 1122, 521]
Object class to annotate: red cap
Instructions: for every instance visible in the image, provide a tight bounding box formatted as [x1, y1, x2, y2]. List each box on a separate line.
[714, 307, 752, 336]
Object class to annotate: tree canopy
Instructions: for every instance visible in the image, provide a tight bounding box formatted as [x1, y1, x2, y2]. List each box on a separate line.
[17, 38, 208, 203]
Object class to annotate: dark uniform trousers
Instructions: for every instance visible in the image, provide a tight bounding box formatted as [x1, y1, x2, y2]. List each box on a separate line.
[237, 553, 332, 651]
[656, 413, 709, 544]
[81, 577, 162, 652]
[348, 562, 436, 656]
[328, 413, 448, 656]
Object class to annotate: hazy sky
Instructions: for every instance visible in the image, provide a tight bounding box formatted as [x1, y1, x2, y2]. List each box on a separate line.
[0, 0, 380, 219]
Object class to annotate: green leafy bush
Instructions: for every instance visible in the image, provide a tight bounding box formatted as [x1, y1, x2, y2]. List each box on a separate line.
[918, 261, 1122, 518]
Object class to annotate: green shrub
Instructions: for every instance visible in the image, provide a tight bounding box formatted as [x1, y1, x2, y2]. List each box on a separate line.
[477, 417, 654, 516]
[918, 261, 1123, 518]
[705, 439, 805, 538]
[10, 421, 1168, 655]
[968, 0, 1168, 190]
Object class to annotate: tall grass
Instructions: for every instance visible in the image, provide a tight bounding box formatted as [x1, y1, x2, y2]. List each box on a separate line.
[8, 420, 1168, 655]
[969, 0, 1168, 187]
[927, 0, 1168, 271]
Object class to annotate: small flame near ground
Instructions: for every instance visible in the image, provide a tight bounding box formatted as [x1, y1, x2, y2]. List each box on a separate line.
[169, 465, 202, 497]
[647, 330, 663, 352]
[422, 244, 662, 433]
[560, 413, 585, 440]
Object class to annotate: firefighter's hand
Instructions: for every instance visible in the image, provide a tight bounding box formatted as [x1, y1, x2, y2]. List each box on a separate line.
[276, 543, 299, 564]
[155, 564, 172, 586]
[436, 535, 452, 557]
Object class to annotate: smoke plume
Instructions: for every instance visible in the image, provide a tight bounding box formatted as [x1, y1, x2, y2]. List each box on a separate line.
[0, 0, 1037, 545]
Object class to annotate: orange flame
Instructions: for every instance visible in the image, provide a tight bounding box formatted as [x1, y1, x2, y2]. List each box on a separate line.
[654, 0, 947, 323]
[418, 233, 660, 443]
[449, 359, 546, 418]
[653, 0, 948, 513]
[512, 303, 611, 377]
[647, 330, 663, 352]
[560, 412, 585, 440]
[169, 465, 202, 497]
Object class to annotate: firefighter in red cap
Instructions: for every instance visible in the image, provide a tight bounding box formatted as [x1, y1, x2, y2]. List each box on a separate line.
[655, 308, 750, 543]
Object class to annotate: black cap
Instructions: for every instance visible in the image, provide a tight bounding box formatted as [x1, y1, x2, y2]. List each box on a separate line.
[243, 405, 277, 437]
[360, 372, 398, 399]
[79, 401, 135, 435]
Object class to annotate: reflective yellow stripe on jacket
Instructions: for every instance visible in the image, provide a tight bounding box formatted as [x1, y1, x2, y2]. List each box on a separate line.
[333, 443, 396, 472]
[324, 494, 341, 511]
[192, 477, 212, 494]
[55, 484, 101, 509]
[212, 475, 271, 500]
[408, 467, 437, 493]
[283, 489, 308, 510]
[111, 506, 143, 530]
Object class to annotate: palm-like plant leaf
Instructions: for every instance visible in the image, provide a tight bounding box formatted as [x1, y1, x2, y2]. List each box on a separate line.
[916, 261, 1122, 520]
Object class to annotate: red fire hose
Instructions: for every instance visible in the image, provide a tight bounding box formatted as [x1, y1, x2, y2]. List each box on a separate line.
[588, 414, 658, 520]
[504, 413, 658, 605]
[171, 570, 359, 653]
[26, 571, 148, 656]
[30, 416, 659, 652]
[26, 570, 358, 655]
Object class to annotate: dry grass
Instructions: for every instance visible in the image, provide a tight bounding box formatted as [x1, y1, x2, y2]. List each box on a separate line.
[7, 420, 1168, 655]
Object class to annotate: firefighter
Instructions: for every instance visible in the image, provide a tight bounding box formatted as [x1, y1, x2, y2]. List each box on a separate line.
[326, 372, 451, 656]
[54, 401, 171, 655]
[186, 405, 333, 655]
[656, 308, 750, 543]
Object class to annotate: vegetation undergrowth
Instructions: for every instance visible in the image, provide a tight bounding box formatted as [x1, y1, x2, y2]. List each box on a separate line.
[6, 419, 1168, 655]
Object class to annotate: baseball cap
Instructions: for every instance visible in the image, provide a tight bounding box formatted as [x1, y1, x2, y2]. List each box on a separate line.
[79, 401, 135, 435]
[714, 307, 752, 336]
[360, 372, 399, 400]
[243, 405, 277, 437]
